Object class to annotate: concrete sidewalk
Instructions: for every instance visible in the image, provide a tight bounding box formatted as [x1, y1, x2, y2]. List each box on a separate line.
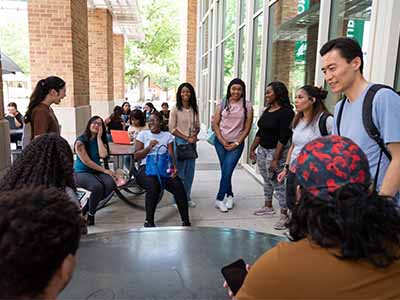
[89, 141, 284, 236]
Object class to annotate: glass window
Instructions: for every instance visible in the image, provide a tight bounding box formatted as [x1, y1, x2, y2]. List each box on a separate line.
[223, 0, 236, 38]
[238, 26, 246, 79]
[240, 0, 247, 25]
[202, 17, 209, 55]
[251, 14, 263, 118]
[265, 0, 321, 101]
[247, 13, 263, 166]
[221, 34, 235, 96]
[325, 0, 373, 111]
[202, 0, 210, 17]
[254, 0, 263, 13]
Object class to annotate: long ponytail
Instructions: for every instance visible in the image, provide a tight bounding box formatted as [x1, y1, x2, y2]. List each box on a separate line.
[25, 76, 65, 123]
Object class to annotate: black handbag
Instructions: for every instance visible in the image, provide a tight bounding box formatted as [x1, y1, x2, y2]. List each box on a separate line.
[176, 110, 198, 160]
[177, 143, 198, 160]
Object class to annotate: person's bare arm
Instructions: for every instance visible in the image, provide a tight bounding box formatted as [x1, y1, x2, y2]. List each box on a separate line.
[249, 136, 260, 161]
[213, 105, 229, 147]
[380, 142, 400, 197]
[168, 142, 178, 178]
[134, 139, 158, 161]
[75, 141, 113, 176]
[96, 125, 108, 158]
[235, 109, 254, 144]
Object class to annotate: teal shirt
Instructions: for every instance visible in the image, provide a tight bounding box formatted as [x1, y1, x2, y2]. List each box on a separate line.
[74, 138, 102, 173]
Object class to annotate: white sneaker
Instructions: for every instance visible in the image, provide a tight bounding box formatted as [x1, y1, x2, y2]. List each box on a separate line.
[225, 196, 234, 209]
[188, 200, 197, 208]
[215, 200, 228, 212]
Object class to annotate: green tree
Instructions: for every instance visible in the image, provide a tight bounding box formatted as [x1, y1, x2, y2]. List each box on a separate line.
[0, 17, 30, 74]
[125, 0, 181, 100]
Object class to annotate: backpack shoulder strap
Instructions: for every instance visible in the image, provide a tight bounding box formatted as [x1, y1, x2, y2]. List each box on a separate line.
[362, 84, 395, 161]
[336, 98, 346, 136]
[318, 112, 331, 136]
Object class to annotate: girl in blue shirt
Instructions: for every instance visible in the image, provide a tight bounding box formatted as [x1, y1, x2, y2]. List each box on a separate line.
[74, 116, 116, 225]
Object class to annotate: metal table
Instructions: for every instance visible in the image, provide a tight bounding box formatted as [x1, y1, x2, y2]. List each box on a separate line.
[106, 143, 145, 209]
[61, 227, 285, 300]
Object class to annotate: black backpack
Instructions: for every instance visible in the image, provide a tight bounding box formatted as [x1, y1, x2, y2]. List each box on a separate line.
[318, 112, 332, 136]
[336, 84, 400, 188]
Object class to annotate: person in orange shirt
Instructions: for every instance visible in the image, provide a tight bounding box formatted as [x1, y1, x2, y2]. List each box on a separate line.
[230, 135, 400, 299]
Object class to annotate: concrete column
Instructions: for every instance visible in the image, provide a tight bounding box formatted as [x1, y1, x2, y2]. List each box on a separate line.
[366, 0, 400, 84]
[28, 0, 91, 144]
[113, 34, 125, 106]
[179, 0, 197, 87]
[88, 8, 114, 118]
[0, 59, 11, 176]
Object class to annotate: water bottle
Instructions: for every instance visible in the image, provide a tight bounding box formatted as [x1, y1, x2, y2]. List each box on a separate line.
[166, 159, 174, 176]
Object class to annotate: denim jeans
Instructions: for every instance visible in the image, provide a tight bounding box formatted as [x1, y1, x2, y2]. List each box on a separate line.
[173, 136, 196, 202]
[214, 139, 244, 201]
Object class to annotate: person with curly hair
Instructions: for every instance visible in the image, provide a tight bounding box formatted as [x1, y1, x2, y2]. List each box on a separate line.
[231, 136, 400, 299]
[0, 186, 81, 300]
[0, 133, 79, 207]
[74, 116, 116, 226]
[249, 81, 294, 229]
[134, 112, 191, 227]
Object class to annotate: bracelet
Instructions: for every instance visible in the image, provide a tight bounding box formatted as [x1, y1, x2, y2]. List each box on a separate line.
[234, 141, 240, 146]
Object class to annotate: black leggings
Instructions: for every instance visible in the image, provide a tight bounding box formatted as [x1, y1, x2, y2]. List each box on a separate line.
[136, 165, 190, 225]
[74, 172, 116, 215]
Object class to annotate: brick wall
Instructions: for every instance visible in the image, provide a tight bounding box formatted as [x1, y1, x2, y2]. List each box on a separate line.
[113, 34, 125, 100]
[180, 0, 197, 88]
[88, 8, 114, 102]
[28, 0, 90, 107]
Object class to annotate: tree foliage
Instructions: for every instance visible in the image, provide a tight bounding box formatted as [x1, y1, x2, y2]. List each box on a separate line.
[0, 15, 30, 74]
[125, 0, 180, 91]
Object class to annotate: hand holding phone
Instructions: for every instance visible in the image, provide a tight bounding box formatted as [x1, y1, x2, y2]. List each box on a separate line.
[221, 259, 248, 296]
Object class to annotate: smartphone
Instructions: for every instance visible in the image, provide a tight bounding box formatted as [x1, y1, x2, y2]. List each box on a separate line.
[221, 259, 248, 296]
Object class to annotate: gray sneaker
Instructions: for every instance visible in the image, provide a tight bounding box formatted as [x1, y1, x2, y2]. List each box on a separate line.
[254, 206, 276, 216]
[273, 214, 289, 230]
[188, 200, 197, 208]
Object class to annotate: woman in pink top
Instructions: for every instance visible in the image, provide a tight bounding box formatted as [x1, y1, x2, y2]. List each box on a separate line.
[213, 78, 253, 212]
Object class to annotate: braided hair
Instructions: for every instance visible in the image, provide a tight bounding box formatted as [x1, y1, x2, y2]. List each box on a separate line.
[0, 133, 75, 192]
[225, 78, 248, 128]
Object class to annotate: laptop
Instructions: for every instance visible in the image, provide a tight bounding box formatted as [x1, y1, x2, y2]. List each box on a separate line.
[110, 130, 132, 145]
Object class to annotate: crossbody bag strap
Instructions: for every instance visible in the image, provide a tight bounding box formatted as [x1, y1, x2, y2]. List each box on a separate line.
[336, 98, 346, 136]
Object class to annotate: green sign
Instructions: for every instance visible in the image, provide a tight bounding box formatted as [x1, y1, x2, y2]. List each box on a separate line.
[295, 41, 307, 62]
[295, 0, 310, 63]
[346, 19, 365, 46]
[297, 0, 310, 14]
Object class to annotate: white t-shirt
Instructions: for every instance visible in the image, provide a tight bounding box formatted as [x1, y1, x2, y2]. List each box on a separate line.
[136, 130, 174, 165]
[290, 113, 333, 165]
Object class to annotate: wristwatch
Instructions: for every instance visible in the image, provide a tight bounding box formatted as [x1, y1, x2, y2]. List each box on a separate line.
[284, 163, 289, 171]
